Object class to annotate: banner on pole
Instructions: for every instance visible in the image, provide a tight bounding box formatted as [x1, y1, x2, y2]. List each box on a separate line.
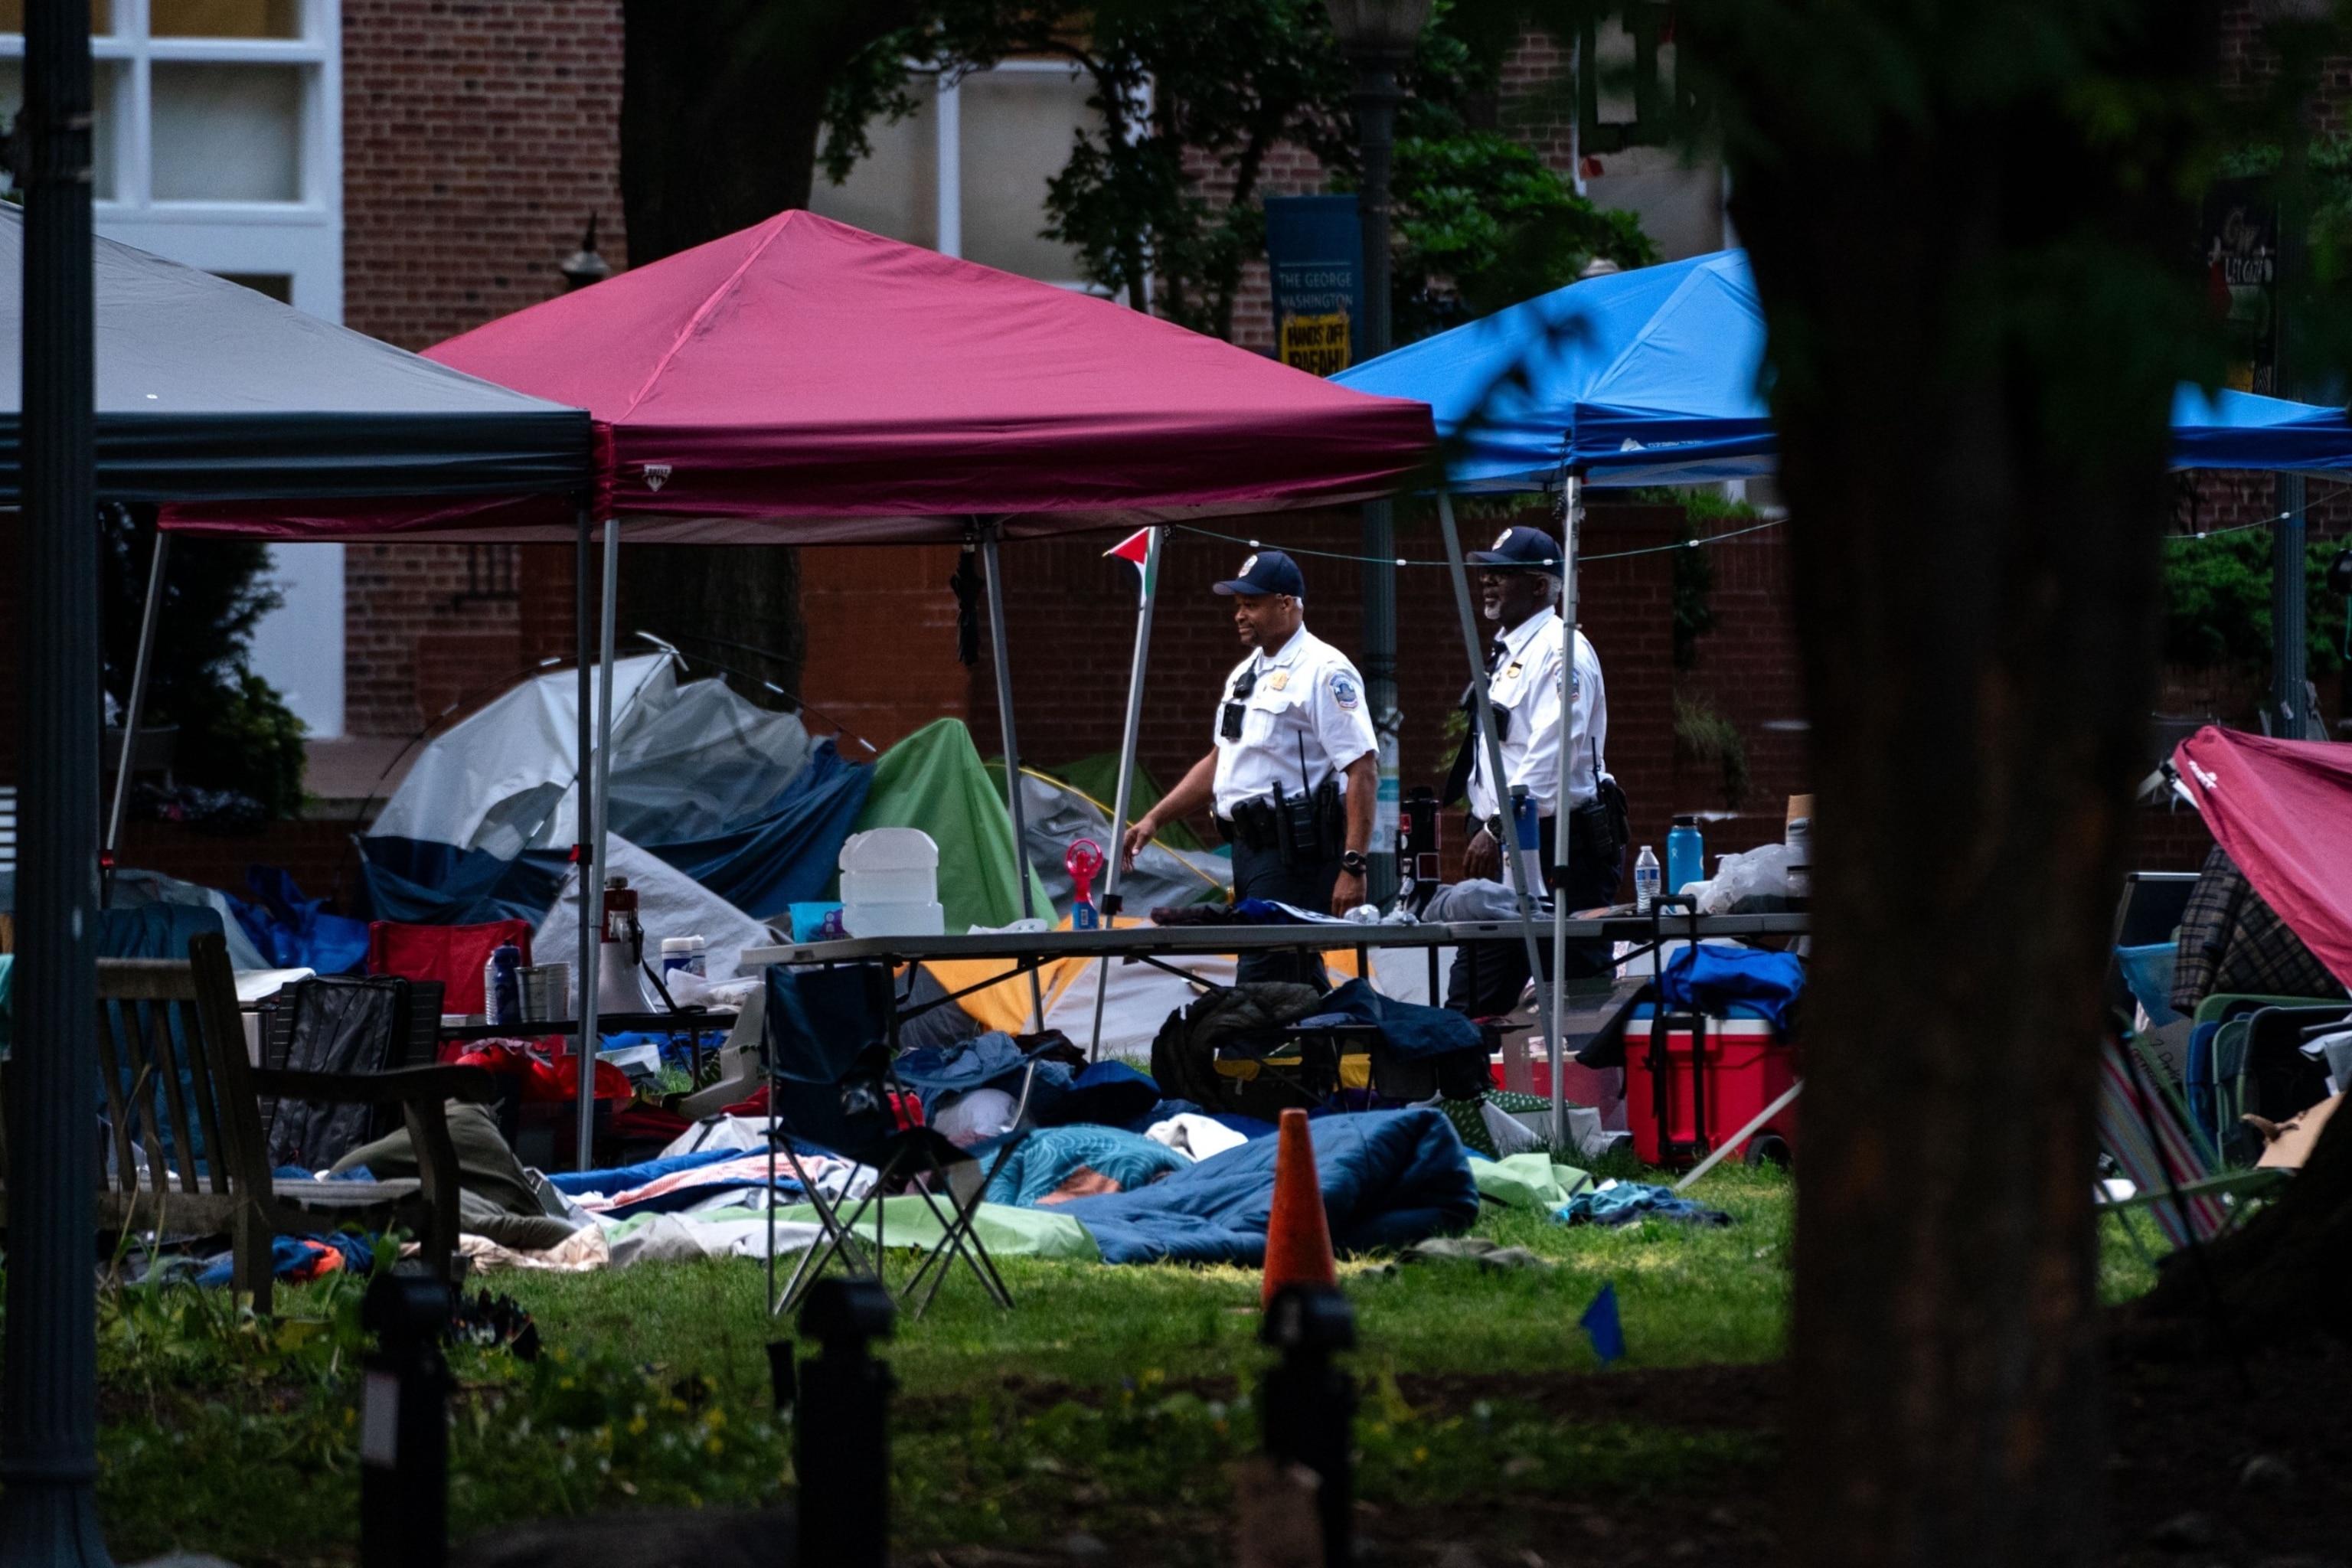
[1265, 196, 1364, 376]
[1105, 528, 1156, 606]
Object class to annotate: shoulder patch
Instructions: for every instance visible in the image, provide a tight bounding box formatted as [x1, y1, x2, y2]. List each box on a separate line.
[1328, 670, 1361, 710]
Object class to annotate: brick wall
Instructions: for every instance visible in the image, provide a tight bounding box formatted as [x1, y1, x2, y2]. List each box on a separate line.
[339, 0, 626, 734]
[342, 0, 628, 351]
[116, 819, 362, 911]
[347, 542, 526, 734]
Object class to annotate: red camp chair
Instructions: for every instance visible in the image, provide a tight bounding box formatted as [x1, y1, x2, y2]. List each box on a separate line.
[367, 920, 533, 1016]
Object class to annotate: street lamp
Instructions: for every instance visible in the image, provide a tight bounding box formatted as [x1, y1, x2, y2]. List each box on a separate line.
[560, 211, 612, 292]
[1325, 0, 1431, 904]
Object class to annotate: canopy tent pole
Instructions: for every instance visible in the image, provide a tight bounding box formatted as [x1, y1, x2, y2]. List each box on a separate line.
[1547, 478, 1581, 1155]
[1089, 527, 1164, 1059]
[979, 521, 1047, 1028]
[573, 505, 611, 1172]
[103, 524, 169, 900]
[1436, 491, 1556, 1085]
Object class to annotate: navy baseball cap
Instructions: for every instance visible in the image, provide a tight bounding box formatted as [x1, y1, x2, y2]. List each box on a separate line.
[1213, 549, 1307, 597]
[1467, 524, 1564, 574]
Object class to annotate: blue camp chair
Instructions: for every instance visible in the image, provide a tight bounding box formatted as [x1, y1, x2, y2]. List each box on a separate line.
[762, 964, 1036, 1318]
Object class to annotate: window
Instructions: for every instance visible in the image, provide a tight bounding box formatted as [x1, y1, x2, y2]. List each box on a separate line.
[2, 2, 351, 737]
[812, 60, 1103, 291]
[0, 0, 341, 319]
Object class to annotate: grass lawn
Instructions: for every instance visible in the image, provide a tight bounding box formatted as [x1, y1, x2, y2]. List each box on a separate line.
[80, 1159, 2167, 1566]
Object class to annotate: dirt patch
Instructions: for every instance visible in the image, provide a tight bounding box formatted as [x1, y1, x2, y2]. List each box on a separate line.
[906, 1347, 2352, 1566]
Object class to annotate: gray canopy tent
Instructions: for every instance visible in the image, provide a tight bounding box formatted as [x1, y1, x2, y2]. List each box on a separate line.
[2, 199, 591, 1557]
[0, 205, 599, 871]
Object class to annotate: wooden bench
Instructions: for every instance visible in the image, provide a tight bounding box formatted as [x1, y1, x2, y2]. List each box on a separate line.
[0, 931, 494, 1312]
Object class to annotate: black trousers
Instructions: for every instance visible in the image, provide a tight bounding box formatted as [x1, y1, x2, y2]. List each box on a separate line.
[1445, 816, 1623, 1018]
[1230, 835, 1340, 989]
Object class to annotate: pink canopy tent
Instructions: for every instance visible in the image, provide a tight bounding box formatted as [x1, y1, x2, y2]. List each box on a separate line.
[161, 209, 1435, 1173]
[164, 208, 1433, 544]
[2174, 725, 2352, 987]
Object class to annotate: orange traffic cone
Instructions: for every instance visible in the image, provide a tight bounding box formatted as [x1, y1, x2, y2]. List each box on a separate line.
[1261, 1107, 1337, 1306]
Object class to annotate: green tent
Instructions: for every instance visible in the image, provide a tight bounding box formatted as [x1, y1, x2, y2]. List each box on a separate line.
[850, 719, 1054, 933]
[1046, 754, 1206, 853]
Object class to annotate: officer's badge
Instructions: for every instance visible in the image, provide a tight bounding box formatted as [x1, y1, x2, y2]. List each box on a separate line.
[1330, 671, 1361, 710]
[1269, 671, 1289, 691]
[1503, 662, 1523, 680]
[1493, 529, 1511, 550]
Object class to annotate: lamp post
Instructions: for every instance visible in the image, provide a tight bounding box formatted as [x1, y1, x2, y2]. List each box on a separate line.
[1325, 0, 1431, 905]
[4, 0, 112, 1562]
[560, 211, 612, 292]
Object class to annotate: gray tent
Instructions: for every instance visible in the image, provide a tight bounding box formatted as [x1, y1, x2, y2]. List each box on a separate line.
[0, 204, 590, 503]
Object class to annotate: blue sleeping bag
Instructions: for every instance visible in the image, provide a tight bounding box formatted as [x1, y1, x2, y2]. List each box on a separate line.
[1055, 1108, 1478, 1266]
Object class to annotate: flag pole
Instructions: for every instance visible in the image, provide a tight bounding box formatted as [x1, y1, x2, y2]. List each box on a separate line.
[1547, 478, 1580, 1156]
[1438, 491, 1556, 1060]
[1090, 527, 1162, 1059]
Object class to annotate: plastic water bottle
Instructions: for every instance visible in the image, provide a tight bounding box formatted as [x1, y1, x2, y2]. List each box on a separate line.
[1668, 815, 1705, 897]
[485, 943, 522, 1027]
[1634, 846, 1661, 914]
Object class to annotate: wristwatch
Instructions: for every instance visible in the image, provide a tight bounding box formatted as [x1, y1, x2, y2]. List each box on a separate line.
[1340, 851, 1370, 877]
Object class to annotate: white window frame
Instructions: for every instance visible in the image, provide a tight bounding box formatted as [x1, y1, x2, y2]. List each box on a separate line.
[933, 58, 1111, 296]
[0, 0, 343, 322]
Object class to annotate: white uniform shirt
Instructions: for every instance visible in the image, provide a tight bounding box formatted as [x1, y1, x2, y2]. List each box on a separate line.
[1467, 609, 1609, 821]
[1210, 626, 1380, 818]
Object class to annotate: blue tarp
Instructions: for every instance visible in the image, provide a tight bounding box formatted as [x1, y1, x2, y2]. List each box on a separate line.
[1658, 943, 1805, 1032]
[1335, 248, 2352, 489]
[1055, 1107, 1478, 1266]
[642, 740, 874, 921]
[356, 837, 571, 927]
[227, 865, 369, 975]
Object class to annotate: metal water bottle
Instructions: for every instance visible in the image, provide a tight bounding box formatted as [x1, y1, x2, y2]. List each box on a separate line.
[1667, 815, 1705, 898]
[1634, 846, 1661, 914]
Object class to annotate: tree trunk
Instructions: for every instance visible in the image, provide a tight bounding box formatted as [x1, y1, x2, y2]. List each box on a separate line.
[1681, 5, 2215, 1564]
[616, 0, 912, 710]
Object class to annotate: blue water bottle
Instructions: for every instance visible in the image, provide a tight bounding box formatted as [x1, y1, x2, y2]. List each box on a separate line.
[1667, 815, 1705, 900]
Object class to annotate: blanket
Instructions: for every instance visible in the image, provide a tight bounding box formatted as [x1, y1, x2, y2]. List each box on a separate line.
[1054, 1108, 1478, 1266]
[984, 1125, 1190, 1207]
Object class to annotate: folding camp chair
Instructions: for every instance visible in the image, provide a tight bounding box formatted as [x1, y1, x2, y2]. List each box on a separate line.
[761, 964, 1038, 1319]
[2095, 1034, 2287, 1253]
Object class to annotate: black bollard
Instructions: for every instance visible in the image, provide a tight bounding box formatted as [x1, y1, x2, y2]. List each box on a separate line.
[360, 1272, 454, 1568]
[795, 1278, 897, 1568]
[1260, 1283, 1357, 1568]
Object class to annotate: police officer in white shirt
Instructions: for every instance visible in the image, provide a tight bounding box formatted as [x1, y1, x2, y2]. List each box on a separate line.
[1122, 550, 1379, 986]
[1442, 524, 1623, 1016]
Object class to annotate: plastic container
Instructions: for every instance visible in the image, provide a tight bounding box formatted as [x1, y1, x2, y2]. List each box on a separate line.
[1785, 816, 1812, 899]
[660, 935, 707, 979]
[1667, 815, 1705, 897]
[1624, 1008, 1799, 1167]
[841, 900, 946, 938]
[789, 902, 847, 943]
[1633, 846, 1661, 913]
[839, 828, 941, 908]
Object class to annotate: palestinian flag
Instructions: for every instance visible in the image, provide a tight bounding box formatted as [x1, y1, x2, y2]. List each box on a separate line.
[1105, 527, 1157, 605]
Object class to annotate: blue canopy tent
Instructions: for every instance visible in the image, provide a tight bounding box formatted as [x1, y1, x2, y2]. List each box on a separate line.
[1334, 247, 2352, 1153]
[1335, 247, 2352, 488]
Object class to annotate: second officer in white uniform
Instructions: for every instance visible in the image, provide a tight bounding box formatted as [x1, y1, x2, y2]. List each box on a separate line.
[1442, 524, 1623, 1015]
[1123, 550, 1378, 986]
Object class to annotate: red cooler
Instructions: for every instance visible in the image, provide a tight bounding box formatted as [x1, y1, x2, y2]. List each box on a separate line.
[1624, 1007, 1798, 1168]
